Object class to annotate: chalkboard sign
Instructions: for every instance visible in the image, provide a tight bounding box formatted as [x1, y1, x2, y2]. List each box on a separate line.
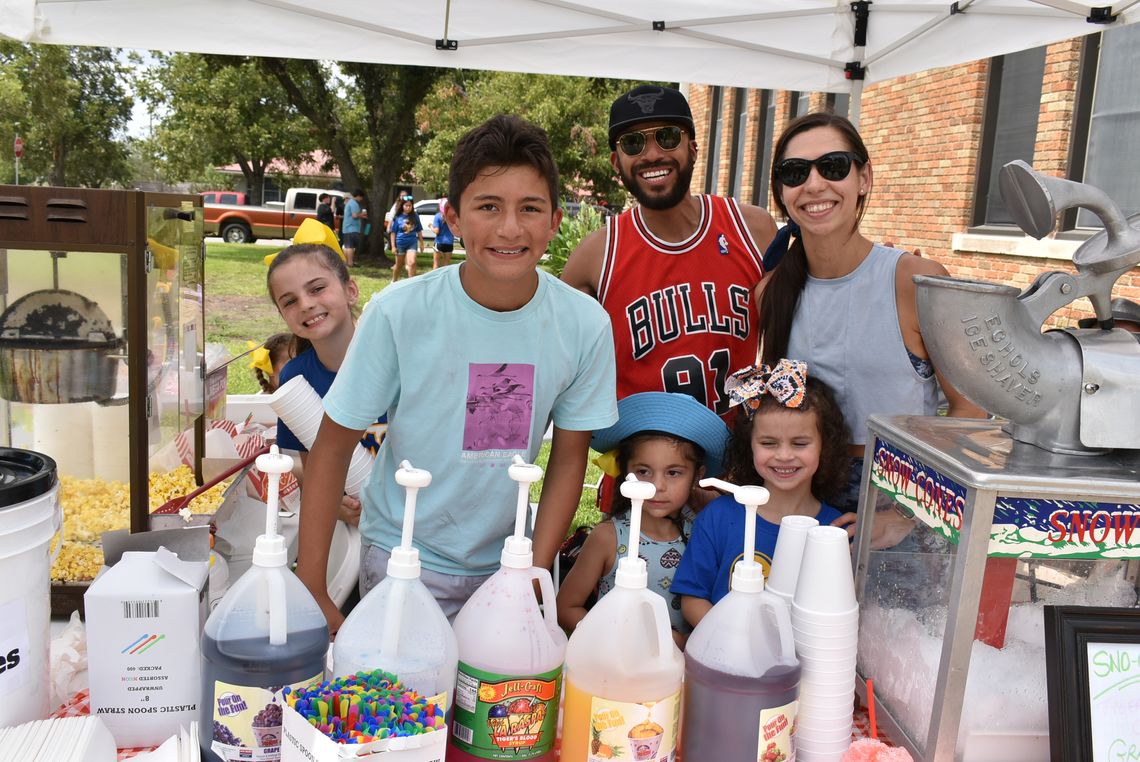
[1088, 642, 1140, 760]
[1045, 606, 1140, 762]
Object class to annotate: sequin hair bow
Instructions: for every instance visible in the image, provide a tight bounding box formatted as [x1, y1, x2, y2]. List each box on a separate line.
[725, 359, 809, 417]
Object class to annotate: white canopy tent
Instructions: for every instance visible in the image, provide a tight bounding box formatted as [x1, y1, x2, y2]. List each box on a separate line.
[2, 0, 1139, 123]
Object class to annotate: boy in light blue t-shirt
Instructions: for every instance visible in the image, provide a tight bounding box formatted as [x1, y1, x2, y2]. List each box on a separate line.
[296, 115, 618, 629]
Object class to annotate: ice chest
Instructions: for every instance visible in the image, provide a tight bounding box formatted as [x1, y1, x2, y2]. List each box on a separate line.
[85, 545, 209, 748]
[281, 698, 446, 761]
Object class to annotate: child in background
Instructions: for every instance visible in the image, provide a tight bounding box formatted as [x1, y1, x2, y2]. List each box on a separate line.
[266, 228, 388, 528]
[250, 332, 294, 393]
[296, 115, 617, 631]
[388, 195, 423, 282]
[431, 198, 454, 270]
[672, 360, 852, 627]
[556, 392, 731, 648]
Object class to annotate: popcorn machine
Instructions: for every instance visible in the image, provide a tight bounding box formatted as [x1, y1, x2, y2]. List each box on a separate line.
[0, 185, 205, 609]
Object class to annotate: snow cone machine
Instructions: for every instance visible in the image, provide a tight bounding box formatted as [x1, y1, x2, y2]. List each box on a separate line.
[0, 185, 205, 612]
[852, 163, 1140, 761]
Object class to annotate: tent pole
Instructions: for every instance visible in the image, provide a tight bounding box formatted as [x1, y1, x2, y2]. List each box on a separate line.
[850, 78, 864, 129]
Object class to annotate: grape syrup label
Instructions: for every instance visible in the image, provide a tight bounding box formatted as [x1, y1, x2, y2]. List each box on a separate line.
[451, 662, 561, 759]
[210, 675, 319, 762]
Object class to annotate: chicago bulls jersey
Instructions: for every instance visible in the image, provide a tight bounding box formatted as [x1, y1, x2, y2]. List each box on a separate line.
[597, 195, 766, 418]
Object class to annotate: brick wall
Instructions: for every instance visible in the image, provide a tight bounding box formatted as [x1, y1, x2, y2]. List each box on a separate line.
[686, 37, 1139, 328]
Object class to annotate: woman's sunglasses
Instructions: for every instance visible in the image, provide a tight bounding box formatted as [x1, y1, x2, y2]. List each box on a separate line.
[774, 151, 861, 187]
[617, 125, 685, 157]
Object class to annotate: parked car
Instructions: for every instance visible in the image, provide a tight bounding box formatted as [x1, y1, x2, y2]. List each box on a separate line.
[200, 190, 248, 205]
[384, 198, 443, 240]
[563, 201, 615, 219]
[203, 188, 348, 244]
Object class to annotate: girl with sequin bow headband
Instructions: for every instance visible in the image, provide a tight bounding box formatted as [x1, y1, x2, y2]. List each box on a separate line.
[671, 359, 857, 626]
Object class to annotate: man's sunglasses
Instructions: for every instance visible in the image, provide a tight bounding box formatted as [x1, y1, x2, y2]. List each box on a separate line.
[774, 151, 861, 187]
[617, 125, 685, 157]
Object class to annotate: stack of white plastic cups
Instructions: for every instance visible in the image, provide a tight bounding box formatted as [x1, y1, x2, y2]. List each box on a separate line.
[789, 525, 858, 760]
[269, 376, 373, 496]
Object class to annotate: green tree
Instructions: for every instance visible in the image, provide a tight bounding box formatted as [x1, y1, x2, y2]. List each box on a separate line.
[0, 42, 132, 187]
[415, 72, 637, 207]
[260, 58, 445, 262]
[139, 54, 317, 205]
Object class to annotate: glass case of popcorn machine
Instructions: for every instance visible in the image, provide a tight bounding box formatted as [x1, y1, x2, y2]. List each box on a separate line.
[0, 185, 205, 612]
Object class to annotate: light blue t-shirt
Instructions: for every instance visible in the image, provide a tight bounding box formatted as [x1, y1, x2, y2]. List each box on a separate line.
[342, 197, 363, 234]
[324, 266, 618, 575]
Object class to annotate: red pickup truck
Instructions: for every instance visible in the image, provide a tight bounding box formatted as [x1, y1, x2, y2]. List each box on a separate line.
[203, 188, 348, 244]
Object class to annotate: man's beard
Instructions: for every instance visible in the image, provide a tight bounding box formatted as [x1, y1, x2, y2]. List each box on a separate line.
[619, 155, 695, 211]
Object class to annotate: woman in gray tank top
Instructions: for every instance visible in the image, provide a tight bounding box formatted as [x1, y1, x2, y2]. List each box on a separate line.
[756, 113, 985, 515]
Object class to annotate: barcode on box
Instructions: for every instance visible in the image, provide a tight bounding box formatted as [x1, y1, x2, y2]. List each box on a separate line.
[122, 600, 161, 619]
[452, 723, 473, 744]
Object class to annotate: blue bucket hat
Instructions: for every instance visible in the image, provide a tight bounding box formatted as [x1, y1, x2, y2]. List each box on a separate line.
[591, 392, 731, 478]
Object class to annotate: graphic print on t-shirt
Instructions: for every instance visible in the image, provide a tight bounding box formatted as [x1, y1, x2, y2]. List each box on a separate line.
[463, 363, 535, 455]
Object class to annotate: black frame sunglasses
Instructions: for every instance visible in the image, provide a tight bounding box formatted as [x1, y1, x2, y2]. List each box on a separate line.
[616, 125, 686, 156]
[775, 151, 862, 187]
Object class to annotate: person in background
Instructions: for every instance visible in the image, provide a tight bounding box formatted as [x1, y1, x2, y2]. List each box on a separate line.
[556, 392, 731, 649]
[388, 194, 423, 281]
[431, 197, 455, 269]
[295, 114, 617, 630]
[341, 189, 367, 268]
[757, 113, 985, 515]
[265, 226, 387, 530]
[671, 360, 851, 626]
[250, 332, 294, 393]
[316, 192, 336, 232]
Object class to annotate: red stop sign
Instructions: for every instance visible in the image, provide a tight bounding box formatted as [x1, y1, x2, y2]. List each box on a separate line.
[13, 136, 23, 159]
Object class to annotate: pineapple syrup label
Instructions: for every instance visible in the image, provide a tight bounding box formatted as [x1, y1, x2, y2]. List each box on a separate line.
[210, 675, 319, 762]
[587, 691, 680, 762]
[451, 662, 562, 759]
[757, 700, 797, 762]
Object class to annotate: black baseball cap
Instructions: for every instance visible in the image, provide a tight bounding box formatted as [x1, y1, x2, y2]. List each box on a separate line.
[608, 85, 695, 150]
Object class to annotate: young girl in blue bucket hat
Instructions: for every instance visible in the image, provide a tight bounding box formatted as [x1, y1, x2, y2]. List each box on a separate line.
[556, 392, 731, 649]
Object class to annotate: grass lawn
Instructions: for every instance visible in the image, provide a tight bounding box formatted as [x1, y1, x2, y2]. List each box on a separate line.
[205, 240, 603, 534]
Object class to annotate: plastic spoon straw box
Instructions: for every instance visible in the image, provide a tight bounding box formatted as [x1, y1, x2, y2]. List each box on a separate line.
[85, 535, 209, 748]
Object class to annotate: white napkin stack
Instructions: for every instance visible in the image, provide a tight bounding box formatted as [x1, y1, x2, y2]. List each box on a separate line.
[0, 716, 115, 761]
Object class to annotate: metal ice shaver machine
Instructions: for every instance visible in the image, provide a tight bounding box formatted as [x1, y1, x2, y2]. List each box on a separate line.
[851, 163, 1140, 761]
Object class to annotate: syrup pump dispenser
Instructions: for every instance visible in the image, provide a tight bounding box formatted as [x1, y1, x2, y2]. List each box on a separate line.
[332, 461, 458, 712]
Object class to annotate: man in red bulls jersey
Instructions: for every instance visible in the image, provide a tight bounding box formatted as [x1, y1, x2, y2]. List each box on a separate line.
[562, 84, 777, 420]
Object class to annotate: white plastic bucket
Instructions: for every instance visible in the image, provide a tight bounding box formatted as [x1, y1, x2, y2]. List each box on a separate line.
[0, 448, 62, 730]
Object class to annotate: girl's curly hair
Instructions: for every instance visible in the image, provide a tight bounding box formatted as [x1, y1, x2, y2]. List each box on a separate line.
[724, 377, 851, 502]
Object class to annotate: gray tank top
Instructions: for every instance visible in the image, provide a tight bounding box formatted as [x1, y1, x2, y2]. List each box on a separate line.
[786, 244, 938, 445]
[597, 514, 691, 634]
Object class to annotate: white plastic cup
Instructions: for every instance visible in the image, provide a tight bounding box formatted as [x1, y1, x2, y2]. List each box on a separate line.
[767, 514, 819, 596]
[796, 644, 858, 662]
[793, 621, 859, 640]
[792, 604, 859, 629]
[798, 684, 856, 701]
[343, 447, 374, 498]
[792, 526, 856, 613]
[798, 739, 852, 757]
